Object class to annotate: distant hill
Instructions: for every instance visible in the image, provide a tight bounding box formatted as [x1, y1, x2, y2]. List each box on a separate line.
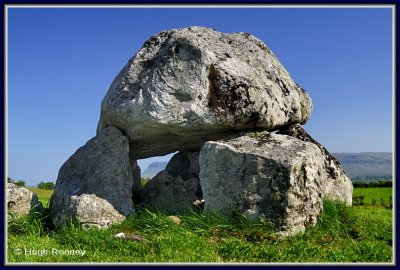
[333, 152, 392, 181]
[141, 152, 393, 182]
[141, 162, 168, 178]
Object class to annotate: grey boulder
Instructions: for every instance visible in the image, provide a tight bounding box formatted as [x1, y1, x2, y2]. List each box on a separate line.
[7, 183, 44, 217]
[278, 124, 353, 205]
[199, 131, 326, 236]
[50, 126, 136, 227]
[141, 151, 202, 214]
[98, 26, 312, 159]
[54, 194, 125, 229]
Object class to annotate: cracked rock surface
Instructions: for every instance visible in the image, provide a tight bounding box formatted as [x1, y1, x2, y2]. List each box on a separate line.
[7, 183, 44, 217]
[278, 124, 353, 205]
[50, 126, 136, 228]
[98, 26, 312, 159]
[199, 131, 326, 236]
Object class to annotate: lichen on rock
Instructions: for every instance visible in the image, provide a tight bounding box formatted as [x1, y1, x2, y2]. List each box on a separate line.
[98, 26, 312, 159]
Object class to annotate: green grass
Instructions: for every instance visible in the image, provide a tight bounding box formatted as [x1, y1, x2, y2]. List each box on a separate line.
[27, 188, 53, 207]
[353, 187, 393, 207]
[7, 189, 393, 263]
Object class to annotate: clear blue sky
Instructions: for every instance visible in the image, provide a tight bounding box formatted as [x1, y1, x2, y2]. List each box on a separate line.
[7, 6, 393, 186]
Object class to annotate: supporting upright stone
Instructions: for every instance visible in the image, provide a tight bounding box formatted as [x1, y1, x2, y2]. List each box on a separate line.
[141, 151, 202, 214]
[50, 126, 136, 228]
[130, 159, 143, 204]
[278, 124, 353, 205]
[199, 131, 326, 236]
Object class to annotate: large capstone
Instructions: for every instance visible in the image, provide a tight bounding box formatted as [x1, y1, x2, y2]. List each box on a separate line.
[141, 151, 202, 214]
[278, 124, 353, 205]
[98, 26, 312, 159]
[49, 126, 136, 228]
[199, 131, 326, 236]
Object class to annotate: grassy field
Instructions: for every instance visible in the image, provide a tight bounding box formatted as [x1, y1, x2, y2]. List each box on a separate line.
[353, 187, 393, 207]
[27, 188, 53, 207]
[7, 188, 393, 263]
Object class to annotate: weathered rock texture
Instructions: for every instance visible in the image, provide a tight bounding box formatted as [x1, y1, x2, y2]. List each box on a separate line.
[51, 27, 349, 236]
[278, 124, 353, 204]
[141, 151, 202, 213]
[50, 126, 136, 227]
[53, 194, 125, 229]
[98, 26, 312, 159]
[7, 183, 44, 217]
[199, 131, 326, 235]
